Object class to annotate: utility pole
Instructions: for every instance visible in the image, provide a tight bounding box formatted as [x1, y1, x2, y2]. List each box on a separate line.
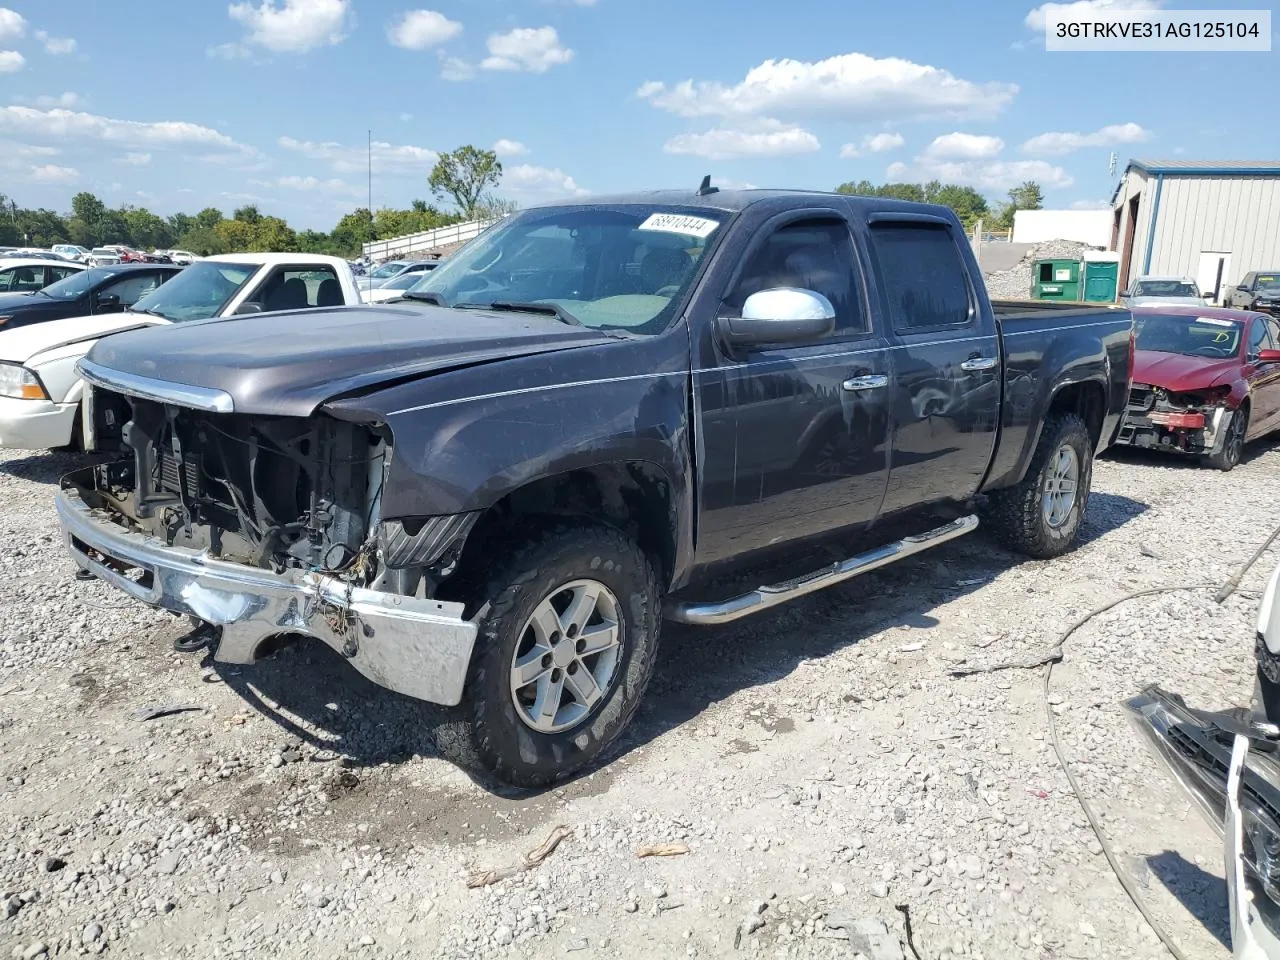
[366, 129, 374, 261]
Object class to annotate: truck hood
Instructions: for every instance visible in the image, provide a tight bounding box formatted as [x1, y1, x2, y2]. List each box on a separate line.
[1133, 349, 1240, 391]
[85, 303, 622, 417]
[0, 311, 160, 364]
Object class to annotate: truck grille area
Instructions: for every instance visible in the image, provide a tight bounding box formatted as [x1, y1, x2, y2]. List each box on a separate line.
[78, 386, 386, 570]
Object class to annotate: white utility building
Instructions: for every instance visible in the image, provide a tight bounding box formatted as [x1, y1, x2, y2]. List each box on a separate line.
[1110, 159, 1280, 303]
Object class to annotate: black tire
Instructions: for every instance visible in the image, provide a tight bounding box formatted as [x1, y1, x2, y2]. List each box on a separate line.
[983, 413, 1093, 559]
[1207, 404, 1248, 472]
[433, 523, 661, 788]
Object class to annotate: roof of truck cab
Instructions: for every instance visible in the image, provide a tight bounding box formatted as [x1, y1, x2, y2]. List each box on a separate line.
[203, 252, 352, 267]
[535, 188, 959, 220]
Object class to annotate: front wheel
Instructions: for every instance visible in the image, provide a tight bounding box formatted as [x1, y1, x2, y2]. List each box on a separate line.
[983, 413, 1093, 559]
[433, 523, 661, 788]
[1206, 405, 1247, 472]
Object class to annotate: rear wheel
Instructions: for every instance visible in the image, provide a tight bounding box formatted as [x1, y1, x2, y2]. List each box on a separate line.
[433, 523, 661, 788]
[983, 413, 1093, 559]
[1207, 404, 1248, 471]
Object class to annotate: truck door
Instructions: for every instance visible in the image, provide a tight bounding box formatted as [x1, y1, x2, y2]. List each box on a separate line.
[864, 215, 1001, 513]
[694, 210, 893, 566]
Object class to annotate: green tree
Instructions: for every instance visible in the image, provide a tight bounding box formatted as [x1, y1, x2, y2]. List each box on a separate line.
[177, 226, 224, 256]
[194, 207, 224, 230]
[214, 218, 254, 251]
[15, 208, 70, 246]
[475, 193, 519, 219]
[233, 205, 262, 225]
[429, 145, 502, 218]
[166, 212, 194, 239]
[250, 216, 297, 252]
[930, 184, 990, 230]
[995, 181, 1044, 230]
[121, 206, 173, 250]
[330, 207, 374, 256]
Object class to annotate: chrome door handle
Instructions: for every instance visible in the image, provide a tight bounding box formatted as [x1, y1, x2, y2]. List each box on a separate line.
[842, 374, 889, 391]
[960, 357, 998, 372]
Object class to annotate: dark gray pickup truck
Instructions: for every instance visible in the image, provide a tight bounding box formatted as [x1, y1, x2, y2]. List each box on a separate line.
[58, 188, 1133, 786]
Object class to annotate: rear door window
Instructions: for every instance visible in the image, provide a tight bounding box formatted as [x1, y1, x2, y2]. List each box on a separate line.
[100, 271, 164, 306]
[867, 221, 973, 333]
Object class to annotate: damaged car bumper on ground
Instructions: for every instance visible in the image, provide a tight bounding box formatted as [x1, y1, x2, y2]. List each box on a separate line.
[1127, 684, 1280, 958]
[57, 475, 477, 706]
[1116, 382, 1233, 456]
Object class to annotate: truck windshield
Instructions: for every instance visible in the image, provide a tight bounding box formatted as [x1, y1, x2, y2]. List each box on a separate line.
[1135, 313, 1242, 358]
[1256, 275, 1280, 293]
[1132, 280, 1199, 298]
[128, 261, 257, 322]
[409, 205, 725, 334]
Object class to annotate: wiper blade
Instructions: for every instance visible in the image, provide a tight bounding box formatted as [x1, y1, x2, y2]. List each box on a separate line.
[131, 307, 170, 320]
[400, 290, 448, 307]
[459, 300, 583, 327]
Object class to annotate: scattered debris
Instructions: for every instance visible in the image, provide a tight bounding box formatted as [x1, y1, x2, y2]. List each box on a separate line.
[466, 826, 572, 888]
[636, 843, 689, 859]
[948, 645, 1063, 677]
[129, 703, 202, 722]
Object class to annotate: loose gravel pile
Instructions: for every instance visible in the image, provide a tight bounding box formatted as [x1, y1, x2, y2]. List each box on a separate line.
[984, 240, 1096, 300]
[2, 441, 1278, 960]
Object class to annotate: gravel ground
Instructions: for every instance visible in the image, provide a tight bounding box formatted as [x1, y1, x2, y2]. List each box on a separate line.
[2, 439, 1278, 960]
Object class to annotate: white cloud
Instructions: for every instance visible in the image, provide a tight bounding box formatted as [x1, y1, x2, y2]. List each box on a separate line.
[0, 50, 23, 73]
[637, 52, 1017, 123]
[0, 106, 252, 156]
[32, 92, 80, 108]
[493, 138, 530, 157]
[663, 119, 820, 160]
[30, 163, 78, 183]
[227, 0, 354, 53]
[399, 112, 413, 122]
[279, 135, 437, 175]
[504, 163, 588, 199]
[708, 177, 759, 190]
[922, 132, 1005, 160]
[208, 41, 250, 59]
[1021, 122, 1149, 155]
[118, 152, 151, 165]
[1025, 0, 1162, 32]
[0, 141, 57, 159]
[252, 174, 361, 195]
[388, 10, 461, 50]
[439, 52, 473, 81]
[888, 157, 1073, 191]
[840, 131, 905, 158]
[481, 26, 573, 73]
[1070, 199, 1111, 209]
[35, 30, 76, 54]
[0, 8, 24, 42]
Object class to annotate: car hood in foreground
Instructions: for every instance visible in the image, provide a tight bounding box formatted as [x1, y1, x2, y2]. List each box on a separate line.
[85, 303, 623, 418]
[0, 311, 161, 364]
[1133, 349, 1240, 392]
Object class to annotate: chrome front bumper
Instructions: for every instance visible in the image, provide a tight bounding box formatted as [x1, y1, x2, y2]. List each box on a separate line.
[56, 486, 477, 706]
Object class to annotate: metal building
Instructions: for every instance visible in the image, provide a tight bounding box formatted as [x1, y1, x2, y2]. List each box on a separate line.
[1110, 159, 1280, 303]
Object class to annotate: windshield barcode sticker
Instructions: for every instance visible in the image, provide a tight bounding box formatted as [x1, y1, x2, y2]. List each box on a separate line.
[637, 214, 720, 238]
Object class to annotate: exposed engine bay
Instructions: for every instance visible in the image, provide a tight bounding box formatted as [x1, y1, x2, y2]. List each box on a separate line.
[76, 384, 387, 577]
[1117, 382, 1232, 454]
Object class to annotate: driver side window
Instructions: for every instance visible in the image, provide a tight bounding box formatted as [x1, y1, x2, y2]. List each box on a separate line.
[725, 219, 863, 334]
[101, 272, 163, 306]
[1250, 319, 1273, 357]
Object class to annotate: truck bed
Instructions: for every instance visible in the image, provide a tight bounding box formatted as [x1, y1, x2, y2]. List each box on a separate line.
[992, 299, 1127, 321]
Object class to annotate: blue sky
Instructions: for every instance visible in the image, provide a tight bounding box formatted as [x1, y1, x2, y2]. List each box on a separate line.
[0, 0, 1274, 229]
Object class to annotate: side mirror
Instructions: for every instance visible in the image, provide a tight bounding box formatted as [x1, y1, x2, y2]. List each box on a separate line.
[718, 288, 836, 347]
[94, 293, 121, 312]
[1238, 284, 1250, 292]
[234, 302, 264, 315]
[1258, 349, 1280, 364]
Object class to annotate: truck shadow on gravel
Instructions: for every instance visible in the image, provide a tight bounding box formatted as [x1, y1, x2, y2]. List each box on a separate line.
[0, 450, 102, 484]
[1104, 435, 1280, 472]
[208, 492, 1148, 798]
[1144, 850, 1231, 950]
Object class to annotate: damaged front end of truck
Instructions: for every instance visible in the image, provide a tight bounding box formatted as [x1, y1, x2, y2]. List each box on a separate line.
[58, 362, 479, 706]
[1117, 382, 1236, 457]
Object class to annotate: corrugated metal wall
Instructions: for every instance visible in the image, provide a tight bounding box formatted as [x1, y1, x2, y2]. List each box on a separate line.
[1115, 173, 1280, 287]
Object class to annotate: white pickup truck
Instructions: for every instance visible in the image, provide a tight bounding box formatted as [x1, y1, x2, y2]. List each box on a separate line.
[0, 253, 361, 451]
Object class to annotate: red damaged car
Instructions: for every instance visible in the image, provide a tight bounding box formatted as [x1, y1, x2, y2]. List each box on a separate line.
[1117, 305, 1280, 470]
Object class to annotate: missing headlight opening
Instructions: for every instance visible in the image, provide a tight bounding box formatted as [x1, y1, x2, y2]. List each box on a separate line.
[72, 386, 392, 579]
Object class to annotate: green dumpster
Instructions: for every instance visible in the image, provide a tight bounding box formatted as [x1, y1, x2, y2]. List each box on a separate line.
[1082, 260, 1119, 303]
[1033, 259, 1081, 301]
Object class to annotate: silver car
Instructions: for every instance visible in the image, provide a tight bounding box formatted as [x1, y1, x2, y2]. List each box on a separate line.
[1123, 275, 1214, 308]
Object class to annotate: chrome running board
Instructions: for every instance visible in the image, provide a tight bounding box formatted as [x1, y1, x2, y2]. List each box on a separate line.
[664, 515, 979, 626]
